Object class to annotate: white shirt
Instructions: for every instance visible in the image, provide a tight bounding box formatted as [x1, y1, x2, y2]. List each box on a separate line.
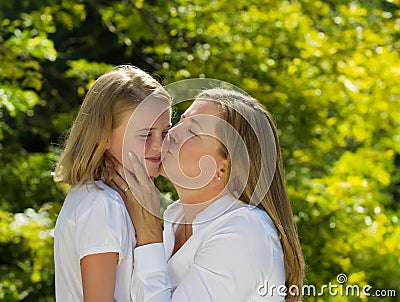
[132, 194, 285, 302]
[54, 180, 136, 301]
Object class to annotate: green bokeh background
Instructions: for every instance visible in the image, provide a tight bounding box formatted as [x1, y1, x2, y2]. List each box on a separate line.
[0, 0, 399, 301]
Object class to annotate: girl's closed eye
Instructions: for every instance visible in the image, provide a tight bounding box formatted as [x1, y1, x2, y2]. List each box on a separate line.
[138, 132, 151, 138]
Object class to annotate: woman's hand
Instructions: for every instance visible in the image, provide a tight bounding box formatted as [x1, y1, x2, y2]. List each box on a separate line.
[107, 152, 163, 246]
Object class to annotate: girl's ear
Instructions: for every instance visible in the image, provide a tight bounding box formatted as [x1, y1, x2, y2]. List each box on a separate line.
[104, 136, 111, 149]
[102, 131, 111, 150]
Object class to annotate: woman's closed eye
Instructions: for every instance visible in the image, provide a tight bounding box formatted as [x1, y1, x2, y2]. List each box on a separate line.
[188, 127, 199, 137]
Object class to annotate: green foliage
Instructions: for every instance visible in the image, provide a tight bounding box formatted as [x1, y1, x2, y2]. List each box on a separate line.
[0, 0, 399, 301]
[65, 59, 115, 96]
[0, 152, 64, 212]
[0, 203, 60, 301]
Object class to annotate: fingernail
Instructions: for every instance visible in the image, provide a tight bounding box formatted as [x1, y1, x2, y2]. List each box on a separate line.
[128, 151, 135, 158]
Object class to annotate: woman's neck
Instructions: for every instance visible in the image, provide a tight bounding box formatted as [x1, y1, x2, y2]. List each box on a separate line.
[176, 187, 227, 223]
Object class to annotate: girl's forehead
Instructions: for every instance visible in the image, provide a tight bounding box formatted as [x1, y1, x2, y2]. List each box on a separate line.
[127, 102, 171, 130]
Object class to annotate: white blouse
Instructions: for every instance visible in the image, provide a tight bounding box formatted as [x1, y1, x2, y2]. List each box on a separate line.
[132, 194, 285, 301]
[54, 181, 136, 301]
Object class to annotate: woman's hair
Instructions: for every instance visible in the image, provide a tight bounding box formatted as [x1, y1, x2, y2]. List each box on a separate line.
[197, 88, 305, 302]
[54, 65, 170, 186]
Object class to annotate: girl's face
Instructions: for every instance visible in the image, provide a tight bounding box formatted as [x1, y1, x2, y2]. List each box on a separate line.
[160, 100, 226, 190]
[107, 101, 171, 178]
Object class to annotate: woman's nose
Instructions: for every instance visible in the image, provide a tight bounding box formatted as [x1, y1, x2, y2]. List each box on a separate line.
[168, 125, 180, 143]
[161, 132, 171, 155]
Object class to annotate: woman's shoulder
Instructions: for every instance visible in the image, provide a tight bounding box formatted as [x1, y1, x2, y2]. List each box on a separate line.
[217, 204, 279, 239]
[201, 204, 283, 263]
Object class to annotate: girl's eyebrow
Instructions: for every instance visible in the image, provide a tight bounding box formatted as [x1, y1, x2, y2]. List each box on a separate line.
[137, 127, 152, 132]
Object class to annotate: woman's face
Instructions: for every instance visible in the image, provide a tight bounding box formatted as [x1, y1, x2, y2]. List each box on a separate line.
[108, 101, 171, 178]
[160, 99, 226, 189]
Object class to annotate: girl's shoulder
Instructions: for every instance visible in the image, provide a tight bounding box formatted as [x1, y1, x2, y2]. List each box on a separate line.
[65, 180, 124, 211]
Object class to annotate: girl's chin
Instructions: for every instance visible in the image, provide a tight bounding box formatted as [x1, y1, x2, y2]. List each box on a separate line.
[145, 165, 160, 179]
[158, 164, 167, 178]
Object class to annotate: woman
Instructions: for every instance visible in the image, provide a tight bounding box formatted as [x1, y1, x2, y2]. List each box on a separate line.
[112, 88, 305, 301]
[53, 65, 171, 301]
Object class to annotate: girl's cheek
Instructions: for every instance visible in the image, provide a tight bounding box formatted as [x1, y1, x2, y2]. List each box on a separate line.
[122, 137, 146, 162]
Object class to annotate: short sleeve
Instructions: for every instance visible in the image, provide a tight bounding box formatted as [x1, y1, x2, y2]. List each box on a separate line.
[75, 197, 127, 260]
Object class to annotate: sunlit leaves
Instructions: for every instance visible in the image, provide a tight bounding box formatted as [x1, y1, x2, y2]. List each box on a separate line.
[0, 0, 399, 301]
[65, 59, 115, 95]
[0, 204, 58, 300]
[0, 87, 39, 117]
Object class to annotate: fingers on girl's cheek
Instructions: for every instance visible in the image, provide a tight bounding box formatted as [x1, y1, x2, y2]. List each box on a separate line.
[114, 176, 123, 187]
[114, 169, 123, 180]
[113, 181, 122, 193]
[118, 173, 127, 184]
[116, 164, 124, 175]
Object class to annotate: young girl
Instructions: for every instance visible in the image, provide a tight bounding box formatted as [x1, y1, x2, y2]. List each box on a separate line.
[53, 65, 171, 302]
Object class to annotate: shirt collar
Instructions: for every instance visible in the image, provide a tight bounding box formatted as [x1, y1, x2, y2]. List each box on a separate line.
[164, 194, 246, 233]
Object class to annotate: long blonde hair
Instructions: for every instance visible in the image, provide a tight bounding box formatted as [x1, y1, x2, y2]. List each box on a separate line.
[54, 65, 170, 186]
[197, 88, 305, 302]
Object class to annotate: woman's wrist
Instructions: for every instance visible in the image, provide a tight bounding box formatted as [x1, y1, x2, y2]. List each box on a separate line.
[136, 226, 163, 246]
[134, 209, 163, 246]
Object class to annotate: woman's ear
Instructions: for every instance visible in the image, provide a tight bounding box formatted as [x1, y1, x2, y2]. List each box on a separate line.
[218, 158, 228, 180]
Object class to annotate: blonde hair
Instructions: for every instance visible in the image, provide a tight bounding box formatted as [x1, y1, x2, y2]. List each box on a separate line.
[197, 88, 305, 302]
[54, 65, 170, 186]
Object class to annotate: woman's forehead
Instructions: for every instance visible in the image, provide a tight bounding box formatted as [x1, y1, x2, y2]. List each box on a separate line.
[183, 99, 220, 117]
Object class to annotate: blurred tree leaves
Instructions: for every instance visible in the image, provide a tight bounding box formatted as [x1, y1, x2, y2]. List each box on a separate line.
[0, 0, 399, 300]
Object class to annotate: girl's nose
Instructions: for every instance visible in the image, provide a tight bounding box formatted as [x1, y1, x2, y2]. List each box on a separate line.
[151, 135, 163, 151]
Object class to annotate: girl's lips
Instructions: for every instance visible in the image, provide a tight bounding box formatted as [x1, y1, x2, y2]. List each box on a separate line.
[145, 157, 161, 163]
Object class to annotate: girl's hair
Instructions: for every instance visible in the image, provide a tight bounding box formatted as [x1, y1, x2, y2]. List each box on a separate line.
[197, 88, 305, 302]
[54, 65, 170, 186]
